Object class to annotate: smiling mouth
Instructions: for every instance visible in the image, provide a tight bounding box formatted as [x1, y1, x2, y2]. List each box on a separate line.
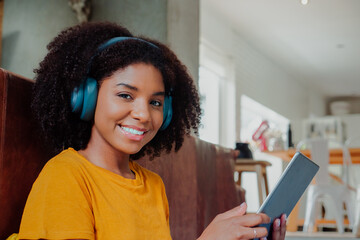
[120, 126, 146, 135]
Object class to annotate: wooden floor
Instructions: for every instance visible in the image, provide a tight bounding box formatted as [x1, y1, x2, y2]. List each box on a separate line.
[285, 232, 360, 240]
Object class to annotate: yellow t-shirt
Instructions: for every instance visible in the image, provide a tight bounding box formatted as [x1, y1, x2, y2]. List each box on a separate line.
[18, 148, 171, 240]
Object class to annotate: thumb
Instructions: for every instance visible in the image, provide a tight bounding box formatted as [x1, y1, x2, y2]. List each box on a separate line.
[218, 202, 247, 220]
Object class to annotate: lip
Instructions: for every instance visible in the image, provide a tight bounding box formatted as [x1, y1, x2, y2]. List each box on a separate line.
[119, 125, 148, 141]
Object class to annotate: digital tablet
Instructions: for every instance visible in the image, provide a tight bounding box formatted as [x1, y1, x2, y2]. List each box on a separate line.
[255, 152, 319, 239]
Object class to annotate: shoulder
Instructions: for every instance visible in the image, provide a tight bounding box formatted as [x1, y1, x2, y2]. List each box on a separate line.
[36, 148, 88, 184]
[29, 148, 92, 202]
[44, 148, 85, 171]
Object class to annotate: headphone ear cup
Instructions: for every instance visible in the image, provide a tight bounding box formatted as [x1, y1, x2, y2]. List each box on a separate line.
[71, 82, 85, 114]
[80, 77, 98, 121]
[160, 95, 173, 131]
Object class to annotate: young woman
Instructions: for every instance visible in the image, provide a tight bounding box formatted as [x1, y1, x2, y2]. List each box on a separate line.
[18, 22, 286, 240]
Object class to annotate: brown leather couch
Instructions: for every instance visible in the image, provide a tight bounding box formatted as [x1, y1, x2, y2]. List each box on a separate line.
[0, 68, 245, 240]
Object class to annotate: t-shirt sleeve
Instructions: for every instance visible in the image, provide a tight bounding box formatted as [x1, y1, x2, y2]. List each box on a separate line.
[18, 159, 95, 240]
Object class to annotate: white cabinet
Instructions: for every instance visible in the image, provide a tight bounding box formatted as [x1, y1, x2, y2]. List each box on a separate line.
[302, 114, 360, 146]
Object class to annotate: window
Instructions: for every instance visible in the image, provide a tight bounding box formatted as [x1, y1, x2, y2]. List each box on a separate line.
[199, 66, 220, 144]
[198, 41, 235, 148]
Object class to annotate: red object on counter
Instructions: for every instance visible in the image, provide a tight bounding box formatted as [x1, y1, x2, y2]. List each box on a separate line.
[252, 120, 269, 151]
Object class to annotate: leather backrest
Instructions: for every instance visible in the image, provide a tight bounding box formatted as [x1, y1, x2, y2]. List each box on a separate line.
[0, 68, 52, 239]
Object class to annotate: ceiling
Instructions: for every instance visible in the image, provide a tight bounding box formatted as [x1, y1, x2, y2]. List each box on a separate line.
[203, 0, 360, 97]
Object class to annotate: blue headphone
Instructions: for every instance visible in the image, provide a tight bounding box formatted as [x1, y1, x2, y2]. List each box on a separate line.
[71, 37, 173, 131]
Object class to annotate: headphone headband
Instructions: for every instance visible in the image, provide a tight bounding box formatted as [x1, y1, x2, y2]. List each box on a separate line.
[98, 37, 159, 52]
[86, 37, 159, 77]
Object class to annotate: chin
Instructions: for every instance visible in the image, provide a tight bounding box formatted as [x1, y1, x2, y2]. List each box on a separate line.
[116, 144, 145, 155]
[127, 149, 142, 155]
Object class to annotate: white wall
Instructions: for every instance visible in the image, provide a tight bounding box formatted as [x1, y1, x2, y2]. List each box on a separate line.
[200, 2, 326, 144]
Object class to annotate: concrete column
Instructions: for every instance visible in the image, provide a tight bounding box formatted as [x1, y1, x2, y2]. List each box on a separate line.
[167, 0, 200, 85]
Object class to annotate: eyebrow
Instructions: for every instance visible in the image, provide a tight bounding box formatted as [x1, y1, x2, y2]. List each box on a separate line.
[117, 83, 165, 96]
[117, 83, 138, 91]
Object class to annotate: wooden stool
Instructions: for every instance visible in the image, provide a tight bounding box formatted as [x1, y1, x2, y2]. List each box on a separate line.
[234, 159, 271, 205]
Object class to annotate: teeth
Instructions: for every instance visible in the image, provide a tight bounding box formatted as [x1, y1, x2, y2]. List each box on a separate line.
[121, 127, 145, 135]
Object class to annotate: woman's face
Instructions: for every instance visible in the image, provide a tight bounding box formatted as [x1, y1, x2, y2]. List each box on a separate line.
[91, 63, 165, 155]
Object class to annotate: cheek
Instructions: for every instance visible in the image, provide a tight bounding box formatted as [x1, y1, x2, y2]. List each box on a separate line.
[97, 92, 122, 114]
[94, 95, 122, 125]
[103, 101, 123, 116]
[154, 110, 164, 129]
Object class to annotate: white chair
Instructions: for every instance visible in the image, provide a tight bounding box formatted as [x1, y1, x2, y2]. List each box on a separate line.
[298, 138, 354, 233]
[345, 136, 360, 189]
[354, 186, 360, 237]
[345, 136, 360, 148]
[345, 136, 360, 236]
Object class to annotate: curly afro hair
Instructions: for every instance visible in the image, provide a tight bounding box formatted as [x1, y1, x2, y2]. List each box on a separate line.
[32, 21, 201, 160]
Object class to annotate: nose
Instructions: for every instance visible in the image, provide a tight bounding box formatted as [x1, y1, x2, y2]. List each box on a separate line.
[131, 99, 151, 123]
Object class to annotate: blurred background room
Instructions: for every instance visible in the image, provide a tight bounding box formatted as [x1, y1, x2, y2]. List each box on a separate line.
[1, 0, 360, 239]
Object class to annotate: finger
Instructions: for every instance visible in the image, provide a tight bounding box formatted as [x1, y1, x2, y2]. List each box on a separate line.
[272, 218, 281, 240]
[217, 202, 247, 220]
[280, 214, 287, 237]
[236, 212, 271, 226]
[244, 227, 268, 240]
[258, 213, 271, 224]
[231, 213, 271, 230]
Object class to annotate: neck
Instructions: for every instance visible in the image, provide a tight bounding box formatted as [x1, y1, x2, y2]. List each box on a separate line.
[78, 133, 135, 179]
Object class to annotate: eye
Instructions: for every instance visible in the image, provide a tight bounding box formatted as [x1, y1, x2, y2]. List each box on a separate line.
[117, 93, 132, 100]
[151, 100, 162, 107]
